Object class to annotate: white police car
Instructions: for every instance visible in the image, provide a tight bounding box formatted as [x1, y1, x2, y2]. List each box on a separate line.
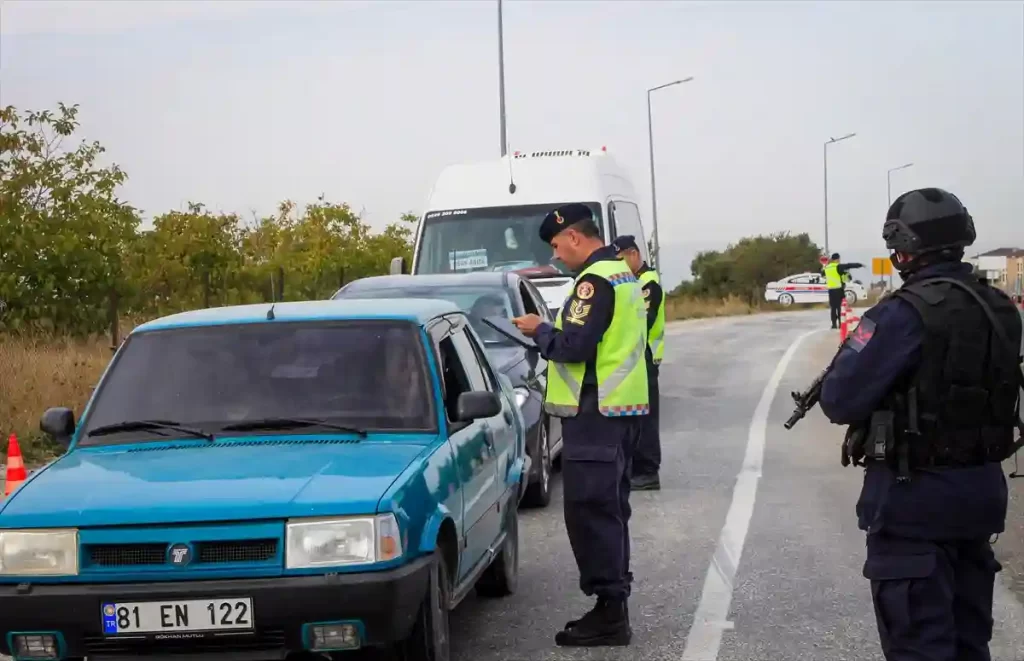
[764, 272, 867, 306]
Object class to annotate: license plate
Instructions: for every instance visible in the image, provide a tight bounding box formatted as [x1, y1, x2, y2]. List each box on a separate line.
[101, 598, 254, 635]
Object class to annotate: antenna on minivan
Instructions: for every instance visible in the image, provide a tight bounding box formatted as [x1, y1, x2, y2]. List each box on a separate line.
[506, 141, 517, 195]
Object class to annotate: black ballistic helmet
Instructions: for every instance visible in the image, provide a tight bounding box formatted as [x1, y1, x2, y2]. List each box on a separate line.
[882, 187, 976, 256]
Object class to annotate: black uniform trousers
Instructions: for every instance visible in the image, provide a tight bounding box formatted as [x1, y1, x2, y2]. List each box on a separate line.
[864, 533, 1001, 661]
[561, 394, 641, 599]
[828, 288, 845, 327]
[633, 360, 661, 477]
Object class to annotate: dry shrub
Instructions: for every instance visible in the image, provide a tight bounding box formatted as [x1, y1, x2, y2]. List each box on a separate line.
[665, 294, 758, 321]
[0, 333, 113, 464]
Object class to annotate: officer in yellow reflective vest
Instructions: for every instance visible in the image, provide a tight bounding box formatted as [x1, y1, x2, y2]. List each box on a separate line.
[823, 253, 846, 329]
[612, 235, 664, 491]
[513, 203, 648, 648]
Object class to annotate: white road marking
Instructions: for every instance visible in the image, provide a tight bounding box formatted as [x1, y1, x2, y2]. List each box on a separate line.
[681, 329, 821, 661]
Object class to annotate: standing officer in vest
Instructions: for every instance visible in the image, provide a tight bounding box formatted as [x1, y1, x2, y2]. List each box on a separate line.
[822, 254, 864, 328]
[818, 188, 1023, 661]
[512, 203, 649, 647]
[612, 234, 664, 491]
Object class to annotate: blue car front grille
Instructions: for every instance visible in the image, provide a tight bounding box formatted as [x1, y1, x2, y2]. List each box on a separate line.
[85, 539, 278, 567]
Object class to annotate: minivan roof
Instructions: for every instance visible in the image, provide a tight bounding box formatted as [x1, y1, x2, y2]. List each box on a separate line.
[424, 148, 638, 211]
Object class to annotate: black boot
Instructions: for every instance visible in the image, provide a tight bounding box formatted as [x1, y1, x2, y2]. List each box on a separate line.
[631, 473, 660, 491]
[555, 597, 631, 647]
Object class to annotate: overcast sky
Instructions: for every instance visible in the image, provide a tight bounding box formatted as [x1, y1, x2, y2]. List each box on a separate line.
[2, 0, 1022, 288]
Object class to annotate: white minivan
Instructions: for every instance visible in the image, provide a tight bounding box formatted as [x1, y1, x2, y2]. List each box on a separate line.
[390, 147, 651, 317]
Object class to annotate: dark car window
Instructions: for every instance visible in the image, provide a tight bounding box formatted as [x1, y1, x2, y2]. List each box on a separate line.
[451, 329, 491, 393]
[335, 284, 515, 346]
[79, 320, 436, 444]
[437, 335, 473, 422]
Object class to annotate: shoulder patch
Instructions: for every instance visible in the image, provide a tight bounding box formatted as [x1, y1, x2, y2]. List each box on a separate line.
[575, 281, 595, 300]
[847, 316, 877, 353]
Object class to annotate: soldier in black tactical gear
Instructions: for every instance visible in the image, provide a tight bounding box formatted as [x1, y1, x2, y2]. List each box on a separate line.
[818, 187, 1023, 661]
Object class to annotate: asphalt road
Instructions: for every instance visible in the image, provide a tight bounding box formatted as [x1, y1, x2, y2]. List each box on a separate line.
[441, 309, 1024, 661]
[3, 309, 1023, 661]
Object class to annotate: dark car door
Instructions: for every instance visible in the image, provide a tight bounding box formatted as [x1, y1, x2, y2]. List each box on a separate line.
[517, 278, 562, 454]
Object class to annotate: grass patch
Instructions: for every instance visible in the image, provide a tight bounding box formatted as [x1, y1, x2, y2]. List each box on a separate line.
[0, 333, 113, 465]
[665, 294, 823, 321]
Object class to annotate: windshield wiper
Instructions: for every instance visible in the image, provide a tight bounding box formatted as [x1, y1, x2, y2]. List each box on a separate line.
[219, 417, 367, 437]
[87, 419, 215, 442]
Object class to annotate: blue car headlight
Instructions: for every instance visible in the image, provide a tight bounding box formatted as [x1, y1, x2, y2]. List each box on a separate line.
[0, 529, 79, 576]
[285, 515, 402, 569]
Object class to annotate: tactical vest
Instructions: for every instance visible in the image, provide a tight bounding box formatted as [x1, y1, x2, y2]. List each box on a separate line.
[882, 274, 1023, 473]
[544, 260, 650, 418]
[637, 269, 666, 364]
[824, 262, 842, 289]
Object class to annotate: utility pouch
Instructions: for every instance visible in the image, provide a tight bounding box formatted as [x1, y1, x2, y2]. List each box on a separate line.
[866, 410, 895, 462]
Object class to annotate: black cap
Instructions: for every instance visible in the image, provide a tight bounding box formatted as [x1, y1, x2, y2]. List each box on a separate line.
[538, 203, 593, 244]
[612, 235, 639, 253]
[831, 253, 840, 260]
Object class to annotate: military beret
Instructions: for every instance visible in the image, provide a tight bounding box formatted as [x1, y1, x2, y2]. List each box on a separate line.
[612, 235, 639, 253]
[538, 203, 593, 244]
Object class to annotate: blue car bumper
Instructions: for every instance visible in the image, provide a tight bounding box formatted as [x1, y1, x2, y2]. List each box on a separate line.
[0, 554, 433, 660]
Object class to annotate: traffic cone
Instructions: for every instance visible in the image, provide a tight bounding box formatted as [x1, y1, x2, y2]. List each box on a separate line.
[4, 433, 27, 497]
[839, 298, 850, 343]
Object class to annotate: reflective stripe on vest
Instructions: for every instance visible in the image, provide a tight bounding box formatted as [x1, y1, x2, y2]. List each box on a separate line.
[824, 262, 842, 289]
[637, 269, 666, 364]
[544, 260, 650, 418]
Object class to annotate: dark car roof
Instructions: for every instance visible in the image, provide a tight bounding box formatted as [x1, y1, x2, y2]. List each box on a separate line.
[333, 272, 516, 297]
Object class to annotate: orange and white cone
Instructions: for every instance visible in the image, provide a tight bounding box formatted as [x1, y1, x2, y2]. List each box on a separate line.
[4, 433, 27, 496]
[839, 298, 850, 343]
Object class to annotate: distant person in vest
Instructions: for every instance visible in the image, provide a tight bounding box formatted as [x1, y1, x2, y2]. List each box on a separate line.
[822, 253, 857, 329]
[512, 202, 649, 647]
[818, 187, 1023, 661]
[611, 234, 664, 491]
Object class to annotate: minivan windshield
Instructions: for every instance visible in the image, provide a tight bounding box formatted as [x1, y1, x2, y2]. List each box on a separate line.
[335, 284, 518, 346]
[78, 320, 436, 445]
[414, 202, 603, 276]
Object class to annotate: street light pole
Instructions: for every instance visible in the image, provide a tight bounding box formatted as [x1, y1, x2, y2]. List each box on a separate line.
[497, 0, 507, 157]
[646, 76, 694, 278]
[822, 132, 857, 256]
[887, 162, 914, 205]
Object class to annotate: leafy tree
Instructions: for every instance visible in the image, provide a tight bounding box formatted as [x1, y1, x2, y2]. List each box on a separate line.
[674, 232, 823, 303]
[1, 103, 140, 334]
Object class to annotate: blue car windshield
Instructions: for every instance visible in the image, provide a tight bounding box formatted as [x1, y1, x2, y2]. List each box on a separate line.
[336, 285, 517, 346]
[78, 320, 437, 444]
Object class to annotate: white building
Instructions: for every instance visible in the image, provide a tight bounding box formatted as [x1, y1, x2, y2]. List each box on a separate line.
[966, 247, 1022, 291]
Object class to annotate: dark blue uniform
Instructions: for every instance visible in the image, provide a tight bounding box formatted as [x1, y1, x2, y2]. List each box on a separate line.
[634, 264, 663, 479]
[820, 262, 1008, 661]
[535, 244, 641, 602]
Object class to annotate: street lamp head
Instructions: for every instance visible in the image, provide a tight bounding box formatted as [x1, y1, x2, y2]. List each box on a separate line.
[828, 132, 857, 144]
[678, 76, 695, 84]
[650, 76, 694, 93]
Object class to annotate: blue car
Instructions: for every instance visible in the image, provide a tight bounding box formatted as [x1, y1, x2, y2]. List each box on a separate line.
[0, 299, 529, 661]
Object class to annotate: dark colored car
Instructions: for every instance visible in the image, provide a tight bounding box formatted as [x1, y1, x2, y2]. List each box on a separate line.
[333, 273, 563, 508]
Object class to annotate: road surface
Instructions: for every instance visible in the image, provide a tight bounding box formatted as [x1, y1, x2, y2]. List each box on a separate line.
[3, 310, 1023, 661]
[441, 309, 1024, 661]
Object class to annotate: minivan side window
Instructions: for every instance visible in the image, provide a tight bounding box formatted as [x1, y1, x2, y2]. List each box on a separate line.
[611, 201, 650, 264]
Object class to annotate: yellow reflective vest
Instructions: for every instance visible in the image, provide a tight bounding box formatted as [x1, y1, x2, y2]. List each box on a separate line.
[544, 260, 650, 418]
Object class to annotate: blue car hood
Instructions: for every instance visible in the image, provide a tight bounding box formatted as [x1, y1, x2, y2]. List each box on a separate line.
[0, 438, 430, 528]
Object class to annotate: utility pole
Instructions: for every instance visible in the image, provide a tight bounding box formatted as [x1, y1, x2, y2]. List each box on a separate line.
[497, 0, 508, 156]
[822, 132, 857, 256]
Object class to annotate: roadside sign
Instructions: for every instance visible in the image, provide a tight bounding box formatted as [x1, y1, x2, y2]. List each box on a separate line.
[872, 257, 893, 277]
[819, 256, 829, 266]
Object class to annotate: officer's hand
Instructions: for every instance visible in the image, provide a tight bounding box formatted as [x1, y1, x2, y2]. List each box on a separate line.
[512, 314, 544, 337]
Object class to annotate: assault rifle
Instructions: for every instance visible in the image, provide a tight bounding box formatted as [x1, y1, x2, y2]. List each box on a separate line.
[783, 339, 848, 430]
